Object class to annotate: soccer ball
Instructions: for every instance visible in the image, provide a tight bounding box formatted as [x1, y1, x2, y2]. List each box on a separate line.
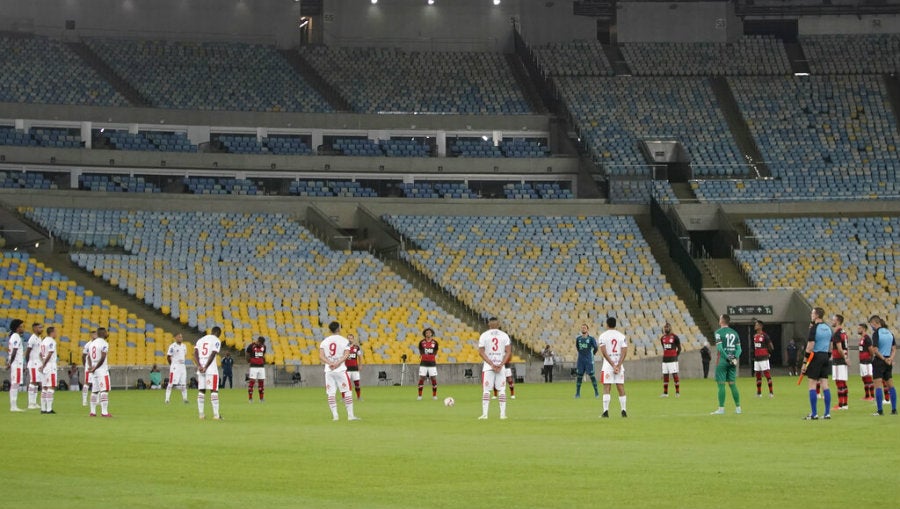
[443, 397, 455, 407]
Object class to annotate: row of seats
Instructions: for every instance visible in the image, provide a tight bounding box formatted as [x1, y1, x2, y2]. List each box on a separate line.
[289, 180, 378, 198]
[0, 126, 82, 149]
[79, 174, 161, 193]
[737, 216, 898, 329]
[621, 36, 791, 76]
[98, 130, 198, 153]
[502, 182, 574, 200]
[185, 177, 261, 195]
[396, 182, 480, 199]
[385, 214, 705, 360]
[801, 34, 900, 75]
[23, 208, 485, 365]
[0, 171, 56, 190]
[0, 36, 128, 107]
[558, 76, 744, 176]
[302, 46, 531, 114]
[0, 251, 179, 366]
[84, 38, 331, 113]
[532, 40, 614, 77]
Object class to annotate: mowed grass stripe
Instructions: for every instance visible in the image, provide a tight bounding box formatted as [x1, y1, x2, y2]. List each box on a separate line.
[4, 376, 895, 509]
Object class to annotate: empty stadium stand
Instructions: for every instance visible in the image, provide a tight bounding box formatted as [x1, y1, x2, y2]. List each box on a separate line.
[385, 214, 705, 361]
[621, 36, 791, 76]
[801, 34, 900, 75]
[22, 208, 483, 365]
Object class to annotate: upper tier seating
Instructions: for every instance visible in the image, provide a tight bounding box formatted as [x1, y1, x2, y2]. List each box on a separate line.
[23, 208, 482, 364]
[557, 77, 744, 178]
[532, 40, 614, 77]
[500, 139, 550, 158]
[621, 36, 791, 76]
[288, 180, 378, 198]
[301, 46, 530, 114]
[801, 34, 900, 75]
[0, 251, 177, 366]
[736, 217, 899, 327]
[717, 75, 900, 202]
[84, 38, 331, 112]
[79, 174, 161, 193]
[0, 170, 56, 190]
[1, 126, 82, 149]
[385, 215, 705, 360]
[185, 177, 261, 195]
[0, 35, 128, 107]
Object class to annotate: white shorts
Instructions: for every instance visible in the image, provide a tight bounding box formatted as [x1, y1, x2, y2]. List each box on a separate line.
[168, 365, 187, 386]
[418, 366, 437, 378]
[28, 366, 41, 385]
[601, 365, 625, 385]
[325, 370, 351, 396]
[248, 367, 266, 380]
[42, 370, 57, 388]
[661, 362, 679, 375]
[196, 370, 219, 391]
[481, 369, 507, 392]
[832, 364, 849, 382]
[860, 363, 873, 377]
[347, 370, 360, 382]
[8, 366, 23, 386]
[754, 360, 771, 372]
[503, 367, 513, 378]
[92, 371, 111, 392]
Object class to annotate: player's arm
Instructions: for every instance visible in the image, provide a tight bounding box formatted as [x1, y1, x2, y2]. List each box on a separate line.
[204, 349, 219, 372]
[318, 347, 330, 366]
[675, 335, 682, 356]
[166, 348, 173, 366]
[502, 342, 511, 366]
[617, 340, 629, 368]
[599, 343, 614, 366]
[734, 335, 742, 358]
[7, 345, 18, 367]
[24, 343, 34, 364]
[40, 346, 51, 370]
[92, 351, 107, 373]
[591, 337, 598, 355]
[193, 347, 203, 373]
[888, 342, 896, 365]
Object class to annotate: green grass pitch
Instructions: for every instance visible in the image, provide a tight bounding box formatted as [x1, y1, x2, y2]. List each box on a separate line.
[4, 376, 896, 509]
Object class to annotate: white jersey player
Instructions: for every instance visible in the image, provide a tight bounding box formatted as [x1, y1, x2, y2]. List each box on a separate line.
[88, 328, 112, 417]
[319, 321, 358, 421]
[165, 333, 189, 404]
[6, 319, 26, 412]
[193, 327, 221, 420]
[25, 323, 44, 410]
[477, 317, 511, 420]
[81, 331, 97, 406]
[39, 327, 58, 414]
[598, 317, 629, 418]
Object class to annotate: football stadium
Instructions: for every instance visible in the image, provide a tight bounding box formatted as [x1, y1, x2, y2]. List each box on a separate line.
[1, 0, 898, 507]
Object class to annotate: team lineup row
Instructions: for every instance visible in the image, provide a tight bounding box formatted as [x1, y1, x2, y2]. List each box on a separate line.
[5, 311, 896, 420]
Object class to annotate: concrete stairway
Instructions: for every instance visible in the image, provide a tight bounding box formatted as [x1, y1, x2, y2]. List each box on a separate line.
[278, 49, 353, 112]
[66, 41, 152, 108]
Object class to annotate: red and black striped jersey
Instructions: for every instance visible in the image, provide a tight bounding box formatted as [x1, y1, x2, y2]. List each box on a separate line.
[419, 339, 438, 366]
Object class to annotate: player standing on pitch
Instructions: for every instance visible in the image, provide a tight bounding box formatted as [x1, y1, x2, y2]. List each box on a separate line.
[345, 333, 363, 400]
[88, 327, 112, 417]
[868, 315, 896, 416]
[247, 336, 267, 403]
[478, 317, 511, 420]
[802, 308, 833, 420]
[39, 326, 58, 414]
[6, 319, 25, 412]
[417, 328, 439, 400]
[81, 330, 96, 406]
[598, 317, 628, 418]
[659, 322, 681, 398]
[857, 323, 874, 401]
[165, 333, 189, 404]
[319, 321, 359, 421]
[752, 319, 775, 398]
[711, 314, 742, 415]
[830, 314, 850, 410]
[574, 324, 599, 399]
[25, 323, 43, 410]
[194, 327, 222, 420]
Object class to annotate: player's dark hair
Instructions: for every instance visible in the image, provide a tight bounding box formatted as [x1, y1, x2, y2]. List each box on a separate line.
[211, 326, 222, 336]
[868, 315, 882, 326]
[46, 326, 55, 335]
[488, 317, 498, 323]
[423, 328, 434, 337]
[833, 314, 844, 325]
[721, 314, 731, 325]
[606, 317, 616, 328]
[813, 307, 825, 319]
[328, 321, 340, 333]
[97, 327, 107, 335]
[9, 319, 23, 332]
[32, 322, 41, 328]
[858, 323, 867, 329]
[257, 336, 266, 343]
[755, 319, 764, 327]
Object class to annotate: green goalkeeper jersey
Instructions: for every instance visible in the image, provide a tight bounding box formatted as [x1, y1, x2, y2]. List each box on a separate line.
[714, 326, 742, 366]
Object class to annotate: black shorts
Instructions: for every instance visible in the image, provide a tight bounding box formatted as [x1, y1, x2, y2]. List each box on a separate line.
[805, 352, 831, 380]
[873, 357, 893, 381]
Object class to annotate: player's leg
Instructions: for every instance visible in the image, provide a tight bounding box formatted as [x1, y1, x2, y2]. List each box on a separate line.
[197, 373, 207, 418]
[617, 380, 627, 416]
[417, 367, 426, 400]
[341, 373, 358, 420]
[662, 368, 669, 396]
[601, 367, 613, 415]
[210, 376, 221, 419]
[819, 377, 831, 417]
[711, 364, 727, 414]
[82, 371, 91, 406]
[325, 373, 339, 420]
[88, 373, 99, 416]
[165, 371, 173, 403]
[755, 366, 763, 396]
[353, 372, 362, 399]
[673, 370, 680, 396]
[506, 375, 514, 399]
[575, 359, 584, 397]
[496, 372, 508, 419]
[480, 371, 494, 418]
[44, 372, 56, 413]
[430, 369, 438, 399]
[257, 371, 265, 402]
[180, 376, 189, 403]
[764, 367, 773, 396]
[9, 367, 22, 411]
[588, 367, 599, 397]
[886, 371, 897, 413]
[98, 374, 111, 417]
[248, 373, 256, 401]
[28, 368, 39, 409]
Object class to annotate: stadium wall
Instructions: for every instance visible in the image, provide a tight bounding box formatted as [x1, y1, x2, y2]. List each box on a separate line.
[617, 1, 742, 43]
[798, 14, 900, 34]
